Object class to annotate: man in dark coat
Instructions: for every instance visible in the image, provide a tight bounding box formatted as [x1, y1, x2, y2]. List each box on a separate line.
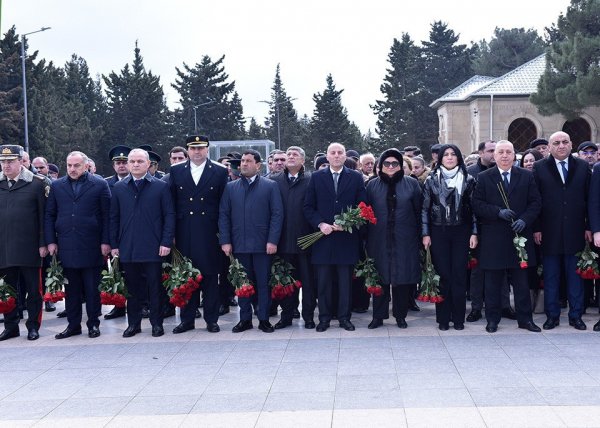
[533, 131, 591, 330]
[589, 160, 600, 331]
[110, 148, 175, 338]
[103, 145, 131, 320]
[169, 135, 228, 334]
[303, 142, 367, 332]
[472, 141, 542, 333]
[219, 149, 283, 333]
[270, 146, 315, 329]
[0, 145, 48, 341]
[45, 151, 111, 339]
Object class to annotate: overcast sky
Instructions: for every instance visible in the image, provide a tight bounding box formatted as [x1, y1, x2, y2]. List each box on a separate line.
[6, 0, 570, 134]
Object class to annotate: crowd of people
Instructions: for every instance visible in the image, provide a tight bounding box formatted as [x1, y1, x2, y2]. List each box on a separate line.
[1, 129, 599, 341]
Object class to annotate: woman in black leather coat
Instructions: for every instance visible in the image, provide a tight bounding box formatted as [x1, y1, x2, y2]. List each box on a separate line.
[422, 144, 478, 330]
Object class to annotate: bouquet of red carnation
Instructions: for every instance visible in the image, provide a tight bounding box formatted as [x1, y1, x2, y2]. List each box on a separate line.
[162, 247, 203, 307]
[575, 242, 600, 280]
[297, 202, 377, 250]
[0, 277, 17, 314]
[354, 256, 383, 297]
[99, 256, 128, 307]
[44, 254, 66, 303]
[228, 255, 256, 298]
[418, 249, 444, 303]
[467, 252, 478, 270]
[269, 256, 302, 300]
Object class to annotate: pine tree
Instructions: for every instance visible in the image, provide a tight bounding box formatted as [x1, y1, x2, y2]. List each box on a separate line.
[248, 117, 266, 139]
[472, 27, 546, 77]
[102, 42, 170, 169]
[530, 0, 600, 118]
[172, 55, 245, 142]
[310, 74, 362, 154]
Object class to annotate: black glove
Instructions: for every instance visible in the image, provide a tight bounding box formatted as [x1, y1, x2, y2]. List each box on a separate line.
[498, 209, 516, 222]
[512, 219, 526, 233]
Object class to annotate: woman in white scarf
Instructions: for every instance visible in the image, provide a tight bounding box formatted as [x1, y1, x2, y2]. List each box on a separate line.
[421, 144, 478, 331]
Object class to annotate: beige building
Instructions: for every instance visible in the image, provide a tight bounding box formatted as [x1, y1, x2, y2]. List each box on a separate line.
[431, 54, 600, 154]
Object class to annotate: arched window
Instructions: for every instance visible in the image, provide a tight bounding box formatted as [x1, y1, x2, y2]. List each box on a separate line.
[562, 118, 591, 146]
[508, 118, 537, 152]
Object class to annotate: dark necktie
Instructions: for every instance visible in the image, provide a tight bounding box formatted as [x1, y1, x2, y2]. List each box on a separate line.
[332, 172, 339, 193]
[560, 161, 568, 182]
[289, 176, 297, 184]
[502, 171, 509, 192]
[134, 179, 143, 190]
[8, 179, 15, 188]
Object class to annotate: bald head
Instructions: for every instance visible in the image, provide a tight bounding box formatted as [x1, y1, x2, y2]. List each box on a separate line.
[549, 131, 572, 161]
[494, 140, 515, 170]
[326, 142, 346, 171]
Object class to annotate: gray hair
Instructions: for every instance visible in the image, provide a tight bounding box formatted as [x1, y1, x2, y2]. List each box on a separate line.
[286, 146, 305, 158]
[129, 148, 149, 160]
[67, 151, 89, 164]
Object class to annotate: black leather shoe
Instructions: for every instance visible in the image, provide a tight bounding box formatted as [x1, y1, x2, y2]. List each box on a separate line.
[454, 323, 464, 331]
[141, 305, 150, 319]
[408, 300, 420, 312]
[195, 309, 202, 319]
[316, 321, 330, 332]
[396, 318, 408, 329]
[466, 309, 482, 322]
[152, 325, 164, 337]
[162, 306, 176, 318]
[104, 306, 126, 320]
[339, 320, 355, 331]
[0, 329, 19, 341]
[55, 326, 82, 339]
[123, 325, 141, 337]
[485, 322, 498, 333]
[594, 320, 600, 332]
[206, 322, 220, 333]
[501, 307, 517, 320]
[228, 297, 238, 307]
[569, 318, 587, 330]
[368, 318, 383, 329]
[543, 318, 560, 330]
[232, 320, 253, 333]
[173, 321, 195, 334]
[304, 320, 316, 329]
[293, 309, 301, 319]
[274, 319, 292, 330]
[439, 323, 449, 331]
[88, 326, 101, 338]
[218, 305, 230, 316]
[56, 309, 67, 318]
[518, 321, 541, 332]
[45, 301, 56, 312]
[27, 329, 39, 340]
[258, 320, 274, 333]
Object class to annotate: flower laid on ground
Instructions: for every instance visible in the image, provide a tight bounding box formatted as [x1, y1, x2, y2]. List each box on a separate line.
[99, 256, 127, 307]
[354, 256, 383, 296]
[0, 277, 17, 314]
[162, 247, 202, 307]
[418, 249, 443, 303]
[297, 202, 377, 249]
[575, 242, 600, 279]
[467, 252, 478, 270]
[228, 255, 255, 298]
[44, 254, 66, 303]
[498, 182, 528, 269]
[269, 257, 301, 300]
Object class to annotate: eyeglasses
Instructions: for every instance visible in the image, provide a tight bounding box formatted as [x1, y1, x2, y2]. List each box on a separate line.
[382, 161, 400, 168]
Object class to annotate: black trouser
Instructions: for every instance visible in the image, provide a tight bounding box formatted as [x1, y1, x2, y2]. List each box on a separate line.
[373, 283, 412, 320]
[315, 264, 352, 323]
[63, 267, 101, 330]
[277, 253, 315, 323]
[430, 224, 470, 326]
[181, 274, 219, 324]
[121, 262, 164, 328]
[485, 268, 532, 325]
[1, 266, 42, 332]
[219, 255, 235, 305]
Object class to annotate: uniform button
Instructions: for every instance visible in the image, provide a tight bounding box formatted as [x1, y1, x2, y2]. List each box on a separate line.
[180, 186, 183, 190]
[202, 212, 205, 215]
[200, 197, 204, 201]
[190, 211, 194, 215]
[190, 197, 193, 201]
[210, 187, 213, 190]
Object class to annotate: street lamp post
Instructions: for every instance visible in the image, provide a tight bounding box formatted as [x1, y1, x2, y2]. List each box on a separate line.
[192, 100, 213, 133]
[259, 97, 297, 150]
[21, 27, 51, 153]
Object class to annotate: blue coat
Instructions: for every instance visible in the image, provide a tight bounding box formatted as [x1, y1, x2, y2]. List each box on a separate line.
[219, 175, 283, 253]
[169, 159, 228, 274]
[45, 173, 111, 268]
[110, 173, 175, 263]
[303, 167, 367, 265]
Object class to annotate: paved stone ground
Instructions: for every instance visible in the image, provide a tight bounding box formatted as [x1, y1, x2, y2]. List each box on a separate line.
[2, 301, 600, 427]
